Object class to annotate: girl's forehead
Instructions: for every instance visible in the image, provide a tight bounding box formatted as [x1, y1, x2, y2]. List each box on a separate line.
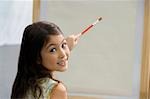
[46, 34, 65, 45]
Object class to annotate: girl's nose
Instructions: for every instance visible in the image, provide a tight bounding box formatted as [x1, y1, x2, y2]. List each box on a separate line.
[59, 49, 67, 59]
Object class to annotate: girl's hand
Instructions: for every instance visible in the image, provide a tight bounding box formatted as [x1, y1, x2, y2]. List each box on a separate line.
[65, 34, 80, 51]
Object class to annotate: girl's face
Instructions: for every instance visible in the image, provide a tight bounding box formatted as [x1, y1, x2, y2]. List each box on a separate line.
[40, 34, 70, 72]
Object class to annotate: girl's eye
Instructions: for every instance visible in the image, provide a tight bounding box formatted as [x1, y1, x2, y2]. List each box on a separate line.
[50, 48, 56, 52]
[62, 43, 67, 49]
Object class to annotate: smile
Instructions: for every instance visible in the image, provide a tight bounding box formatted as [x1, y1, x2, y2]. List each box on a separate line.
[57, 60, 66, 66]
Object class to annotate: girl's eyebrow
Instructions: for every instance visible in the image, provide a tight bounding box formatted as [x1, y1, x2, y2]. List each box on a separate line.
[46, 39, 66, 49]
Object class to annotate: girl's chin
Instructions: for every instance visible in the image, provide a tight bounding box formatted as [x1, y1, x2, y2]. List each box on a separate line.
[59, 69, 67, 72]
[54, 65, 67, 72]
[60, 67, 68, 72]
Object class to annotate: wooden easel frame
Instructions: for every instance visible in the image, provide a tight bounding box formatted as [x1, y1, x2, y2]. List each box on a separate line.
[32, 0, 40, 22]
[140, 0, 150, 99]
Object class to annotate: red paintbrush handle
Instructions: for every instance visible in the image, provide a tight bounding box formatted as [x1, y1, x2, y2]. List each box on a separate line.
[81, 24, 94, 35]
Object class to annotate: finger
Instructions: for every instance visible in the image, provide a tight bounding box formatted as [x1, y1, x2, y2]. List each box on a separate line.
[76, 33, 82, 38]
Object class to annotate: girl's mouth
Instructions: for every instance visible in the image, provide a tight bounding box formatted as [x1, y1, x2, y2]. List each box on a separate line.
[57, 60, 66, 66]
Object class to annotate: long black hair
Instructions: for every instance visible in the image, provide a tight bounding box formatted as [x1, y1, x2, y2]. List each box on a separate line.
[11, 21, 63, 99]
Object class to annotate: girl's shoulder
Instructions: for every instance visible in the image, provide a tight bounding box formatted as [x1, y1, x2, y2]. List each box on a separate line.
[50, 82, 67, 99]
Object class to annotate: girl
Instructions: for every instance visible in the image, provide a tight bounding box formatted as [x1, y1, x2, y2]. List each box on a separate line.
[11, 21, 79, 99]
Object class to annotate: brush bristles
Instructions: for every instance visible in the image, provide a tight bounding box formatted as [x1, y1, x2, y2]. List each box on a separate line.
[98, 17, 102, 21]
